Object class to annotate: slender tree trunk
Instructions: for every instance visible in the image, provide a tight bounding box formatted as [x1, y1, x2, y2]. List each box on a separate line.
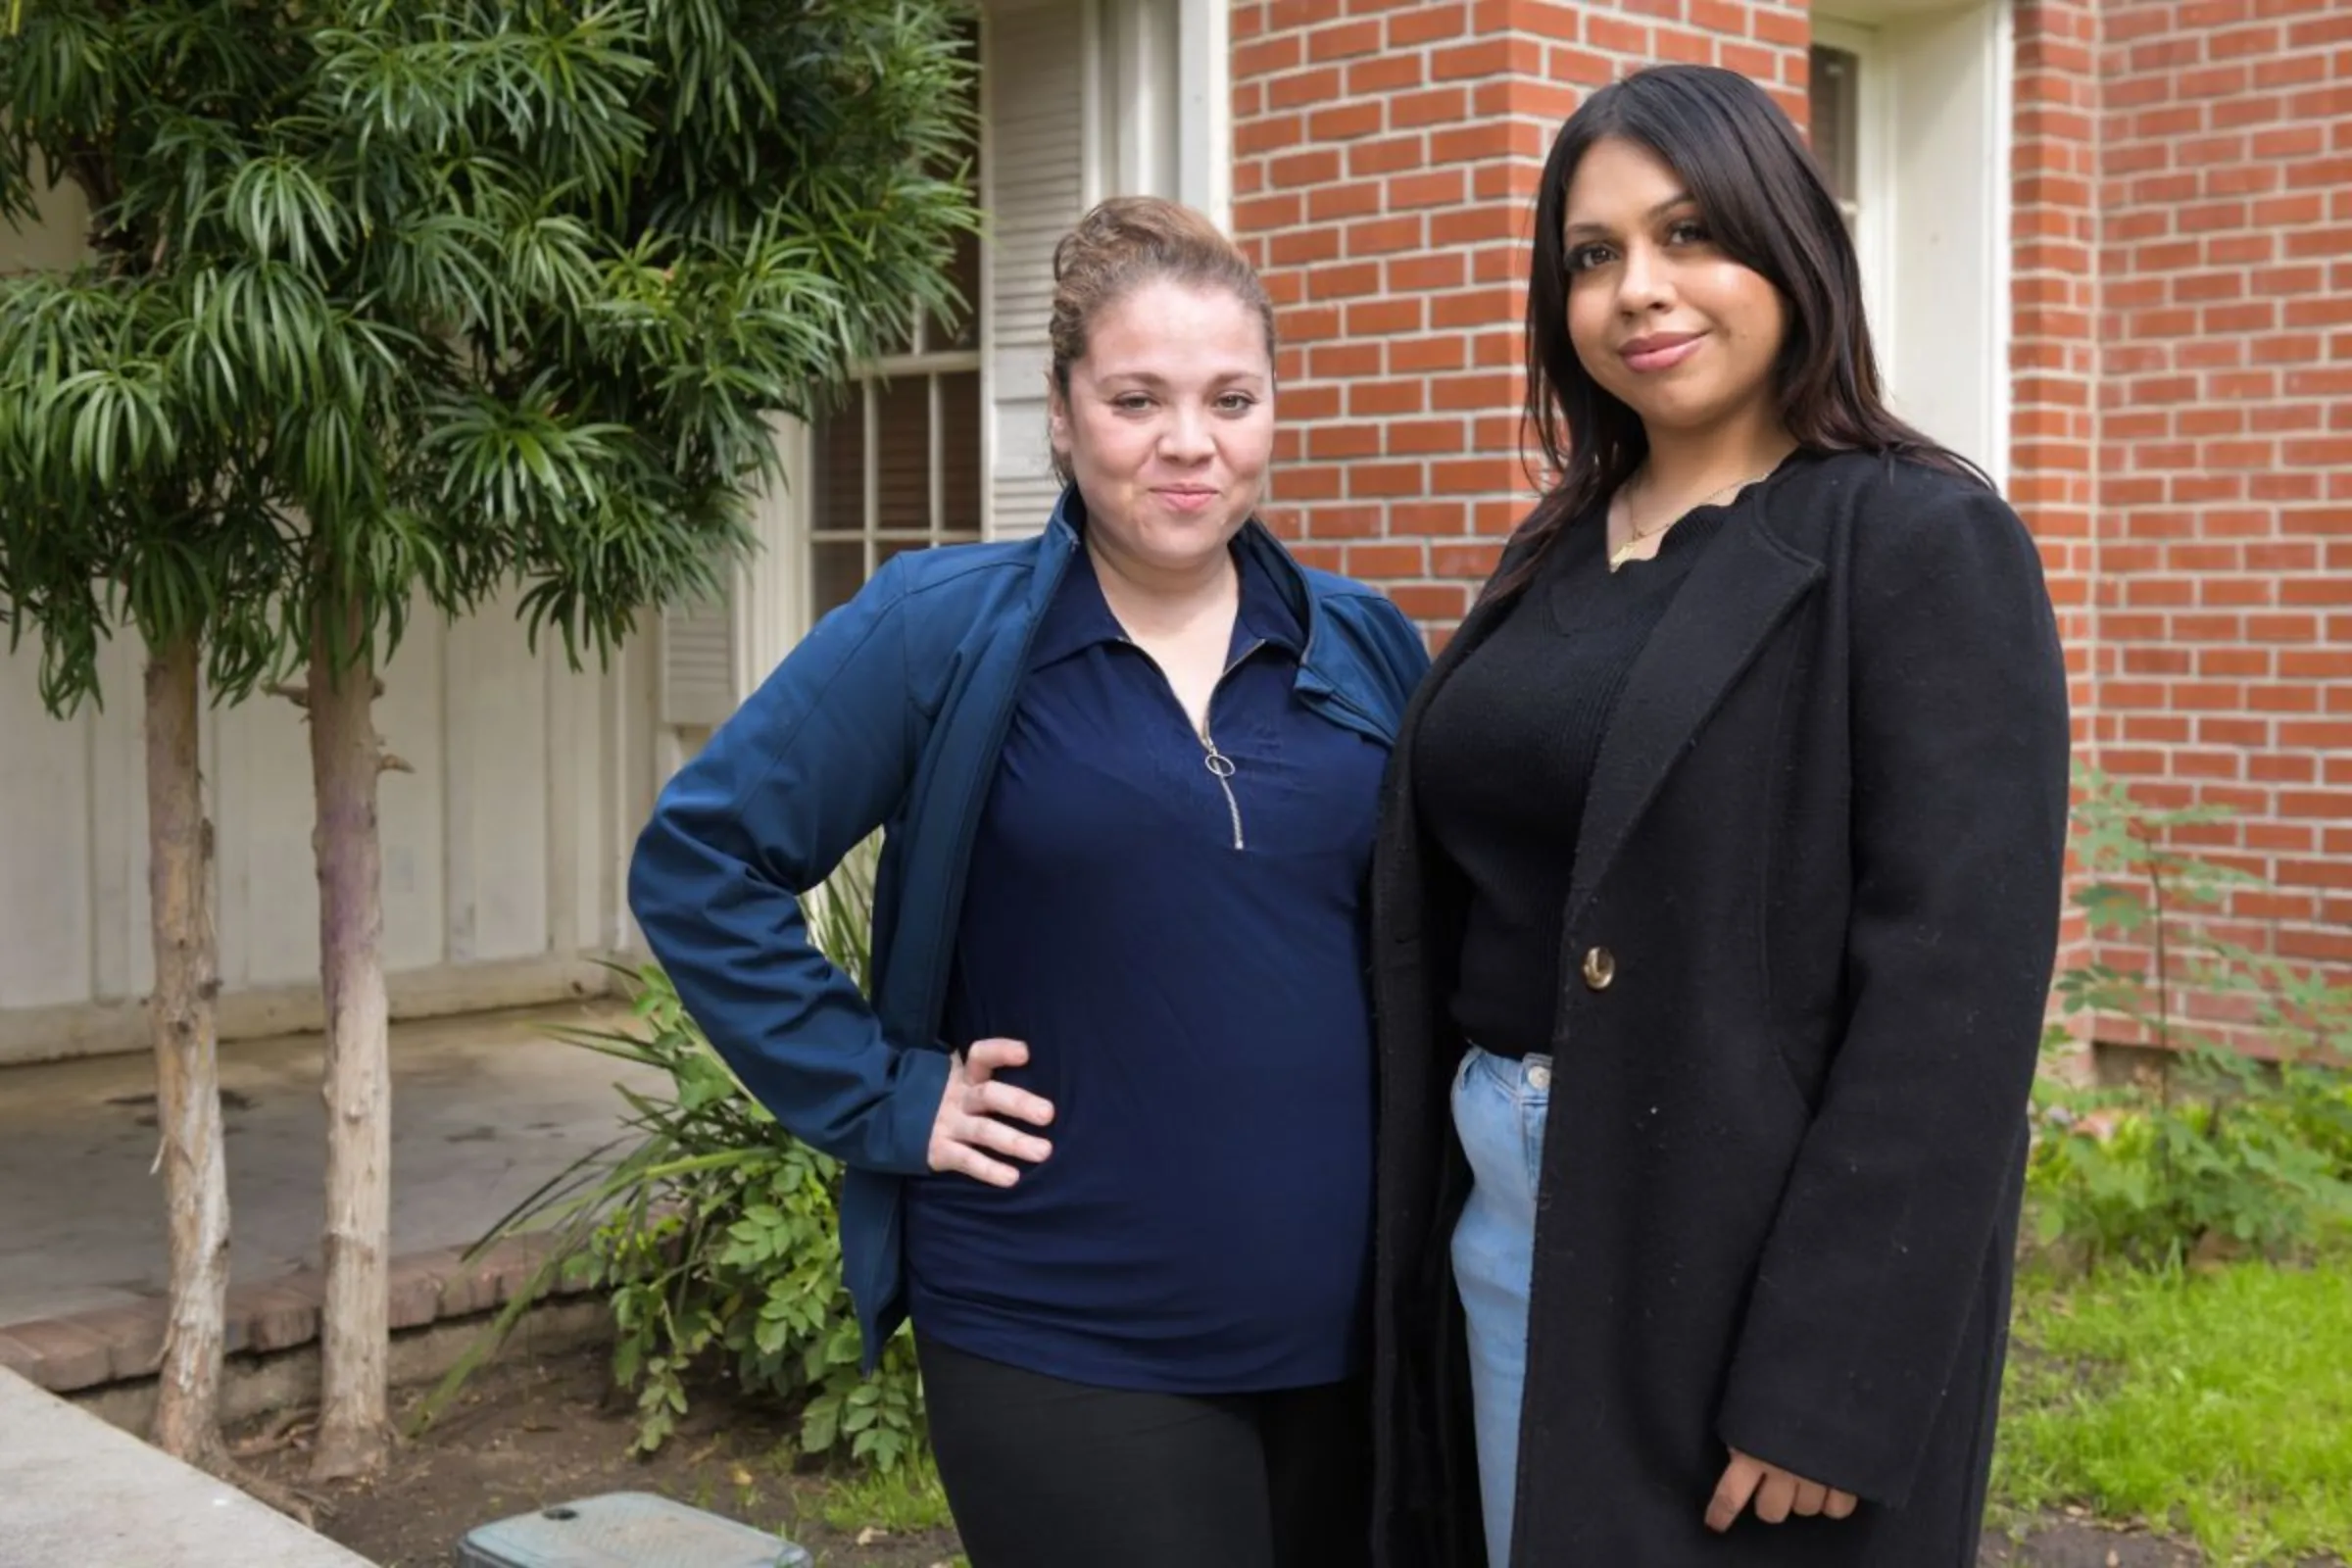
[306, 592, 391, 1482]
[144, 633, 232, 1470]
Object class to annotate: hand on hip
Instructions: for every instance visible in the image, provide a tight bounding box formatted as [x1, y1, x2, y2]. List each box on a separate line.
[929, 1037, 1055, 1187]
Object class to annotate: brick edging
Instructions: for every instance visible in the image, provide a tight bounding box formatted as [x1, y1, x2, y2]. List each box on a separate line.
[0, 1234, 599, 1395]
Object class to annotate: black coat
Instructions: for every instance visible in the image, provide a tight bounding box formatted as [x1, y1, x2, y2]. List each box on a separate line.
[1367, 452, 2073, 1568]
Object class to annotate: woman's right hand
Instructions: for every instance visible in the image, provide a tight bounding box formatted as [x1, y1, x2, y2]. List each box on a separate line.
[927, 1037, 1056, 1187]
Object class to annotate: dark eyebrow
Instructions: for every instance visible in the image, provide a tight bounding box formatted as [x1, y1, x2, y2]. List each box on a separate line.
[1563, 191, 1697, 240]
[1095, 368, 1269, 388]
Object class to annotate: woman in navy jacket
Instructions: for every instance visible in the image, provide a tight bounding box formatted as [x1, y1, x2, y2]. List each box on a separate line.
[629, 197, 1428, 1568]
[1367, 68, 2072, 1568]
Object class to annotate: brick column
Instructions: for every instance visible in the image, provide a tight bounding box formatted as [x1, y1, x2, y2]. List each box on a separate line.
[2012, 0, 2103, 729]
[2010, 0, 2104, 1015]
[1231, 0, 1811, 643]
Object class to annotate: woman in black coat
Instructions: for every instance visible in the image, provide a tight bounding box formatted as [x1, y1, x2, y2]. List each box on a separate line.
[1367, 66, 2072, 1568]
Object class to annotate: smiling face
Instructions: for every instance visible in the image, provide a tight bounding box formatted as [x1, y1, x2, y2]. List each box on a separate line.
[1561, 135, 1788, 446]
[1049, 277, 1275, 580]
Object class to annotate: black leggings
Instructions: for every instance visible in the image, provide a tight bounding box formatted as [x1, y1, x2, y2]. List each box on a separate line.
[917, 1336, 1372, 1568]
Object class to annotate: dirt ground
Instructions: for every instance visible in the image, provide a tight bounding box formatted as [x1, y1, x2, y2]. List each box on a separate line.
[233, 1343, 2333, 1568]
[236, 1344, 961, 1568]
[1984, 1524, 2224, 1567]
[1985, 1527, 2346, 1568]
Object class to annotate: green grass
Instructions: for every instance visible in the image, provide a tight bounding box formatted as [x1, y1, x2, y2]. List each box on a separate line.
[1993, 1253, 2352, 1566]
[814, 1452, 960, 1540]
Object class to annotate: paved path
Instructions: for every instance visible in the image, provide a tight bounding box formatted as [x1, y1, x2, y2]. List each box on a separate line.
[0, 1366, 377, 1568]
[0, 1002, 663, 1326]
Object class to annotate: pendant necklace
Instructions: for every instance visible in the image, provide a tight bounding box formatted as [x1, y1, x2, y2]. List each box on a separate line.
[1607, 467, 1776, 573]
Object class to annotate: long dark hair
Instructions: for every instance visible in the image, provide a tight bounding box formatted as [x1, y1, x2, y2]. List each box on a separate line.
[1508, 65, 1983, 587]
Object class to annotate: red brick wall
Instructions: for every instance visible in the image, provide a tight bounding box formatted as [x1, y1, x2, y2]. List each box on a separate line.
[2011, 0, 2107, 996]
[2012, 0, 2105, 727]
[2090, 0, 2352, 1046]
[1230, 0, 1810, 643]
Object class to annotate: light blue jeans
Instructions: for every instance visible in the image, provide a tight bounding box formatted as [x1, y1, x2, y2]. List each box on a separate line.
[1449, 1045, 1548, 1568]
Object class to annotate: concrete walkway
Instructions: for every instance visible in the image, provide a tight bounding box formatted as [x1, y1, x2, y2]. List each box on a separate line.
[0, 1365, 379, 1568]
[0, 1004, 677, 1567]
[0, 1002, 663, 1327]
[0, 1002, 668, 1396]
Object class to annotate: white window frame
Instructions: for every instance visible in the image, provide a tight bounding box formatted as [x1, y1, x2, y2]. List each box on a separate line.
[1810, 20, 1893, 368]
[807, 343, 987, 619]
[1811, 0, 2012, 488]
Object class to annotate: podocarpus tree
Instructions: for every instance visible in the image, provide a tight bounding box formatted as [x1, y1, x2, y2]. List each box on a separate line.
[0, 176, 293, 1486]
[0, 0, 975, 1480]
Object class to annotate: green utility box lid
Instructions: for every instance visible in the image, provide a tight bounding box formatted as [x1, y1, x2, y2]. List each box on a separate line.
[458, 1492, 814, 1568]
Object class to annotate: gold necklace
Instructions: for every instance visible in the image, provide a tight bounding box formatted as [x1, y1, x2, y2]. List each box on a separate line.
[1607, 467, 1775, 573]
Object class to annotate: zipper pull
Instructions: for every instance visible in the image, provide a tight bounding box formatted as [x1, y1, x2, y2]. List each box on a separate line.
[1201, 733, 1244, 850]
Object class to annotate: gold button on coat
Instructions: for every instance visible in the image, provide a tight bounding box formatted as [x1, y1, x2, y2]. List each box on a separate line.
[1581, 946, 1616, 991]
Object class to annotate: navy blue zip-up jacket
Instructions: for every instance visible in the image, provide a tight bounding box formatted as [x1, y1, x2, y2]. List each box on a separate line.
[627, 490, 1432, 1366]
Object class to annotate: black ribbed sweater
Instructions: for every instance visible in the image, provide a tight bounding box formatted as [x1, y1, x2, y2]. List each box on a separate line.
[1412, 504, 1728, 1059]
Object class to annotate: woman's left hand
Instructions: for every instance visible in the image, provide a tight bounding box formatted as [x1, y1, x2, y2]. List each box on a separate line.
[1704, 1448, 1858, 1532]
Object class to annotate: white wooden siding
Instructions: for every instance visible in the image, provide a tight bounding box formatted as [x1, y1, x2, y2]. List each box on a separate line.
[0, 598, 652, 1063]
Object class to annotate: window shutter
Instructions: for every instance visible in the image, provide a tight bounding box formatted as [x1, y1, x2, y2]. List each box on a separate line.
[985, 0, 1091, 540]
[658, 590, 737, 728]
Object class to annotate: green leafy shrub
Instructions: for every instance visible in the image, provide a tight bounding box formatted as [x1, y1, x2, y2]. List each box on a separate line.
[2289, 1071, 2352, 1182]
[578, 967, 924, 1469]
[422, 849, 926, 1473]
[2030, 1056, 2352, 1266]
[2029, 767, 2352, 1269]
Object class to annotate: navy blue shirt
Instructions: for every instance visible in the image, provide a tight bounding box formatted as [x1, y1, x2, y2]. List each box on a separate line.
[903, 540, 1389, 1393]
